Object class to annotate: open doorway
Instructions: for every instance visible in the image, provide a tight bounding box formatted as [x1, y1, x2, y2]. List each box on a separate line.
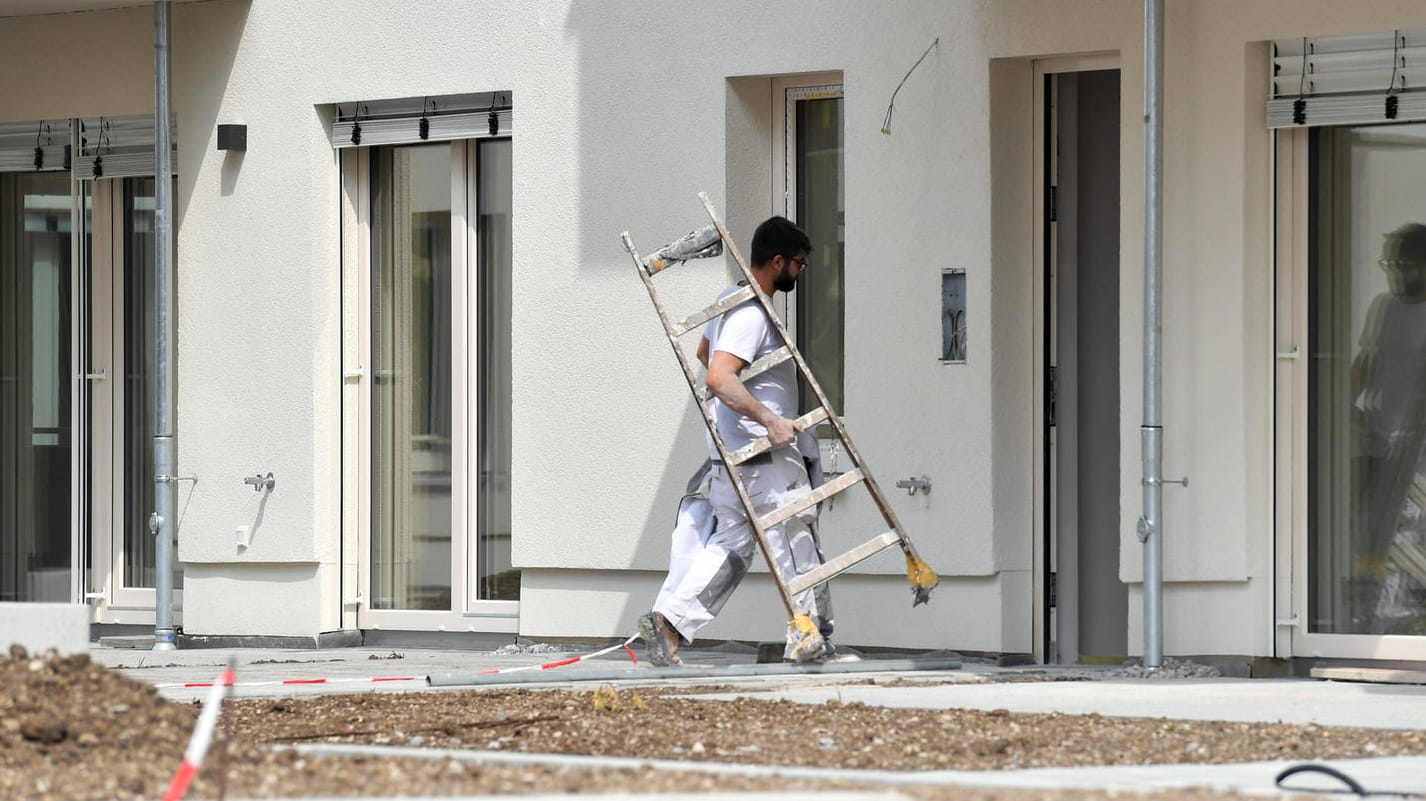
[1037, 65, 1124, 664]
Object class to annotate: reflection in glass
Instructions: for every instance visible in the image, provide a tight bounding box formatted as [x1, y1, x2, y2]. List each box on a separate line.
[795, 95, 845, 418]
[1310, 123, 1426, 635]
[371, 144, 453, 610]
[0, 172, 73, 602]
[121, 177, 177, 589]
[476, 139, 517, 600]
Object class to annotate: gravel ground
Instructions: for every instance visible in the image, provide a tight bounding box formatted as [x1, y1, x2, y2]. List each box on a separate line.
[4, 646, 1425, 800]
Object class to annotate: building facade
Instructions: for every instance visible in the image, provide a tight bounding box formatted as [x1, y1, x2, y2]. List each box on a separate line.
[3, 0, 1426, 665]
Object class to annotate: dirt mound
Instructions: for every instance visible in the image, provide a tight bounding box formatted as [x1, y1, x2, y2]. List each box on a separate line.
[0, 644, 197, 799]
[6, 651, 1426, 800]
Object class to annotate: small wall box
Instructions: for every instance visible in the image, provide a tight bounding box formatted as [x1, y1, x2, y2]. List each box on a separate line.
[217, 124, 246, 152]
[941, 269, 966, 363]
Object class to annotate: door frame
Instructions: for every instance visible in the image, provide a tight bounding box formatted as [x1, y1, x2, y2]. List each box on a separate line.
[1031, 52, 1119, 664]
[85, 176, 183, 624]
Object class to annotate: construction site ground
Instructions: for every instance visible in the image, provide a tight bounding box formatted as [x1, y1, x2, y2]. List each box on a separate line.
[3, 640, 1424, 800]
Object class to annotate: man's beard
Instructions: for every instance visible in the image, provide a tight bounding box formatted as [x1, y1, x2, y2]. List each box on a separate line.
[774, 270, 799, 293]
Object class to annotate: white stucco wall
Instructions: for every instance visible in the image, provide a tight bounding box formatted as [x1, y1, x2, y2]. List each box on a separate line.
[6, 0, 1426, 656]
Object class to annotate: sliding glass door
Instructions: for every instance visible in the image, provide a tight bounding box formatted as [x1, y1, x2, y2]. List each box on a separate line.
[0, 172, 74, 603]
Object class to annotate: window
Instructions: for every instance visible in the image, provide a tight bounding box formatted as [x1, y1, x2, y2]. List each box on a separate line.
[0, 172, 73, 602]
[365, 139, 516, 614]
[370, 143, 455, 611]
[474, 138, 514, 601]
[780, 82, 845, 420]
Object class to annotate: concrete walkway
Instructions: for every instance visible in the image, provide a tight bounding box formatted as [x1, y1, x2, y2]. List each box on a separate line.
[699, 675, 1426, 731]
[90, 641, 1426, 798]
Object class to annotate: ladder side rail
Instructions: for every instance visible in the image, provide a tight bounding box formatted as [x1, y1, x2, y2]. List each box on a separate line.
[622, 233, 800, 618]
[696, 194, 927, 563]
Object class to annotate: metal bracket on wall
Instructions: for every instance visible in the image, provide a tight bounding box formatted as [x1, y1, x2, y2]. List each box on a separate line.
[244, 472, 275, 492]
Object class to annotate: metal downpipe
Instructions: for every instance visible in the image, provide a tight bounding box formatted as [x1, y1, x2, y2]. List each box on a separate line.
[152, 0, 177, 651]
[1138, 0, 1165, 669]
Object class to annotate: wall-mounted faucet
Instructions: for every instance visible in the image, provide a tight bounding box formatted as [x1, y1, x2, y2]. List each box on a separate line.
[895, 474, 932, 497]
[243, 472, 275, 493]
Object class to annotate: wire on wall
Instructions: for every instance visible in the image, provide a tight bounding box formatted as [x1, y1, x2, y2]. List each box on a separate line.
[91, 117, 109, 178]
[345, 104, 365, 146]
[1386, 30, 1403, 120]
[488, 93, 504, 137]
[33, 121, 50, 170]
[881, 37, 939, 135]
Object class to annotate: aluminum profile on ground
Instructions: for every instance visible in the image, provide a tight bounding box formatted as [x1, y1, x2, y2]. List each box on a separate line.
[426, 657, 962, 688]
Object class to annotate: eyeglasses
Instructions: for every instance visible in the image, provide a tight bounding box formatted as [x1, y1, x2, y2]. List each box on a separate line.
[1380, 259, 1426, 270]
[789, 254, 810, 271]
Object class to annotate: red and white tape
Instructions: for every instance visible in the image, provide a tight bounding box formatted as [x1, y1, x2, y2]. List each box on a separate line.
[467, 635, 639, 676]
[162, 662, 235, 801]
[154, 636, 640, 690]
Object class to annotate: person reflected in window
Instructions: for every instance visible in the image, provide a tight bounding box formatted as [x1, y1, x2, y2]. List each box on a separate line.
[1352, 223, 1426, 634]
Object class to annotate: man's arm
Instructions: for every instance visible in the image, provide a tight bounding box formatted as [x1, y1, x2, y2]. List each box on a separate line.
[697, 336, 710, 368]
[706, 350, 800, 449]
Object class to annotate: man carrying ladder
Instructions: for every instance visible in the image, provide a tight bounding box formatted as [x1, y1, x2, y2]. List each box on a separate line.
[623, 196, 939, 669]
[637, 216, 833, 666]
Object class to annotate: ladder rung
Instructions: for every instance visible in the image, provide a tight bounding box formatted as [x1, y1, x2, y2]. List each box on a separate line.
[696, 346, 793, 402]
[758, 468, 864, 530]
[726, 407, 830, 465]
[787, 531, 901, 596]
[677, 285, 755, 337]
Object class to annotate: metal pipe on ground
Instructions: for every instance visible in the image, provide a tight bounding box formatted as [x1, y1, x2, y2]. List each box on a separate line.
[291, 740, 1002, 789]
[427, 657, 962, 688]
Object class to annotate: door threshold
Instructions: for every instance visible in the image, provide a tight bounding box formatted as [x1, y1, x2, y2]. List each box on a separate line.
[1311, 665, 1426, 685]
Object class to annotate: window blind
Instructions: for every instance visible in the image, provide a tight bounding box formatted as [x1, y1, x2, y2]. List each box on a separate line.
[0, 116, 176, 176]
[328, 91, 512, 148]
[0, 119, 70, 173]
[73, 115, 177, 180]
[1269, 29, 1426, 128]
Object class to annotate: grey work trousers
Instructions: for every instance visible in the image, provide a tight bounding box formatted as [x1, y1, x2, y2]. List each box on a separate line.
[654, 445, 833, 656]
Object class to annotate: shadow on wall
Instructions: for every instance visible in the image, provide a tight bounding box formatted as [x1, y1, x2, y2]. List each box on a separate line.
[560, 3, 737, 622]
[559, 4, 837, 633]
[174, 0, 252, 222]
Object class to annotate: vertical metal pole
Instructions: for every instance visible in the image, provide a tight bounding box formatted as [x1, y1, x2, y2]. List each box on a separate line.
[1139, 0, 1165, 669]
[152, 0, 177, 651]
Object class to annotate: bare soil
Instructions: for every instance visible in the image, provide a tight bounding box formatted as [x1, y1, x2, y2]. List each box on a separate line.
[4, 646, 1424, 800]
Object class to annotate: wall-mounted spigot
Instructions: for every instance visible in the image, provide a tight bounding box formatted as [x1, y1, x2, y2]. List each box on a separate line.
[243, 472, 275, 493]
[895, 475, 932, 497]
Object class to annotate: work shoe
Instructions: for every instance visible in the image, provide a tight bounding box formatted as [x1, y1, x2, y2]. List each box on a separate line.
[820, 641, 862, 663]
[637, 612, 683, 667]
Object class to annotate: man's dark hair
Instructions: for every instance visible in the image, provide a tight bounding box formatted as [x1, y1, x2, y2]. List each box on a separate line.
[750, 216, 811, 267]
[1384, 223, 1426, 265]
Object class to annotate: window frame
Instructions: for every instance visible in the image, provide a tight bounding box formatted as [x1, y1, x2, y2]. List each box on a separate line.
[341, 138, 517, 634]
[772, 74, 845, 425]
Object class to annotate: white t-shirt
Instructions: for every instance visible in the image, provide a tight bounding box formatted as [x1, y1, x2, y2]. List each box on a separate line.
[1359, 293, 1426, 456]
[704, 285, 797, 457]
